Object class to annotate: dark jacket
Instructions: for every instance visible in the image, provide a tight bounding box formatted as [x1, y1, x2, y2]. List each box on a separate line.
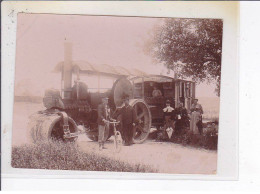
[97, 103, 110, 126]
[175, 106, 189, 127]
[163, 106, 176, 121]
[175, 107, 188, 120]
[119, 105, 138, 126]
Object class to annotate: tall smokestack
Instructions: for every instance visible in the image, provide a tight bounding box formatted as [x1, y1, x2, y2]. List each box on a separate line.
[63, 42, 73, 99]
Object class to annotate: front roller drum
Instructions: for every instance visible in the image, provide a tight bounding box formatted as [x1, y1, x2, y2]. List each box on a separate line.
[27, 110, 78, 143]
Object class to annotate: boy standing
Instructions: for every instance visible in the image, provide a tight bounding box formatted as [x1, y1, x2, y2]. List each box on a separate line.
[97, 97, 110, 150]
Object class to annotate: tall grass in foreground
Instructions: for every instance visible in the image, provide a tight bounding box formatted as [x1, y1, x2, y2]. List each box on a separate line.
[12, 141, 156, 173]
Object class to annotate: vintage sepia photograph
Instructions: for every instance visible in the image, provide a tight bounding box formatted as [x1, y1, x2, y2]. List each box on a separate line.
[11, 13, 222, 174]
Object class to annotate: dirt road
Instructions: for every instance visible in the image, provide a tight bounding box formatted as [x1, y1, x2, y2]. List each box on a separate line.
[12, 101, 217, 174]
[77, 134, 217, 174]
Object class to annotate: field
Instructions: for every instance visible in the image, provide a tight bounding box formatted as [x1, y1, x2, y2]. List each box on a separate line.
[12, 101, 45, 146]
[198, 97, 220, 121]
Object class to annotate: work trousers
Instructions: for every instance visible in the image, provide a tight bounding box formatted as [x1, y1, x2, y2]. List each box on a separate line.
[197, 116, 203, 135]
[122, 124, 134, 145]
[98, 125, 106, 144]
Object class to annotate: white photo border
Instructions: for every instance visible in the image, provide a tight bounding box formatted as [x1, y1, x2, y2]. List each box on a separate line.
[1, 1, 239, 180]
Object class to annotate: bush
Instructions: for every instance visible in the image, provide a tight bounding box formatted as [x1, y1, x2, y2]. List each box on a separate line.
[156, 127, 218, 150]
[12, 141, 156, 173]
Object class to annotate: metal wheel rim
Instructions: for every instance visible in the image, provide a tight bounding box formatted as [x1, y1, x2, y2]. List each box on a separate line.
[130, 100, 151, 143]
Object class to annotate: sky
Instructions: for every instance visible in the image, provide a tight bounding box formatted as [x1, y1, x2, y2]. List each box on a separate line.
[15, 13, 218, 98]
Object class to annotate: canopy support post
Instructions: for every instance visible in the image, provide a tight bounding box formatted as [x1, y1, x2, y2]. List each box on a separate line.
[142, 77, 144, 99]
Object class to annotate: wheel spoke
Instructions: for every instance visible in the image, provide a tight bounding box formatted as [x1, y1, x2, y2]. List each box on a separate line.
[137, 111, 145, 120]
[133, 127, 141, 138]
[136, 103, 142, 114]
[133, 128, 137, 138]
[135, 126, 140, 131]
[134, 105, 138, 113]
[137, 122, 148, 133]
[130, 100, 151, 143]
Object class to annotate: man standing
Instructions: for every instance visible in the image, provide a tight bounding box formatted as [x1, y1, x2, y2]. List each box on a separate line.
[190, 99, 203, 134]
[175, 102, 189, 133]
[118, 94, 138, 146]
[97, 96, 110, 150]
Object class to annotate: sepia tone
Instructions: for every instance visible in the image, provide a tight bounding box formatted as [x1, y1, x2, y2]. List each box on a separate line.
[12, 13, 221, 174]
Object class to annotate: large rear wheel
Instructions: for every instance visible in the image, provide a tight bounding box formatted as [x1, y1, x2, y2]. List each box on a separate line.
[129, 99, 151, 144]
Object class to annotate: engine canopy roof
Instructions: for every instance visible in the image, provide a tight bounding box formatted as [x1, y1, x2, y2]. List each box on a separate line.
[53, 60, 148, 78]
[53, 60, 194, 83]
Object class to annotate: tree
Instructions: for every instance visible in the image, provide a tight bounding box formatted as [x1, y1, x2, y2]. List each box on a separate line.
[146, 18, 223, 96]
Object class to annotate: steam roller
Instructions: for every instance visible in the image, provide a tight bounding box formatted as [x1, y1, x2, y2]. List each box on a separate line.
[27, 76, 151, 144]
[27, 42, 151, 144]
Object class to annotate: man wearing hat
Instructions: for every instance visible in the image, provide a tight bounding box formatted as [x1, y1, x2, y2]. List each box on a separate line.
[97, 96, 110, 150]
[163, 100, 176, 139]
[117, 93, 138, 146]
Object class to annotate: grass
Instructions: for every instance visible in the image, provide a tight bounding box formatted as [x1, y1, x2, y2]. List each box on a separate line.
[12, 141, 156, 173]
[155, 125, 218, 150]
[173, 129, 218, 150]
